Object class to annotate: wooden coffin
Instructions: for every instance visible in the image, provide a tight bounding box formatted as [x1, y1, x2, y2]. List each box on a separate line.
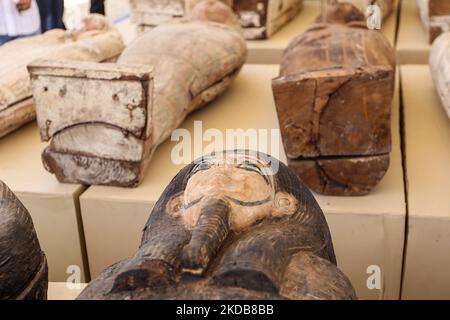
[0, 181, 48, 300]
[272, 2, 395, 196]
[130, 0, 304, 40]
[28, 1, 247, 188]
[77, 150, 356, 300]
[0, 16, 125, 138]
[430, 32, 450, 119]
[417, 0, 450, 43]
[130, 0, 185, 28]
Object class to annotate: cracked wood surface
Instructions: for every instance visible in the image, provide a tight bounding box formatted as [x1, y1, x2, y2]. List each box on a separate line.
[430, 31, 450, 119]
[0, 17, 125, 138]
[272, 2, 395, 196]
[29, 1, 247, 187]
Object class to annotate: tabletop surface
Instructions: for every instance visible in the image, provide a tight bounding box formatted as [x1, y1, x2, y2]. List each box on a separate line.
[402, 65, 450, 218]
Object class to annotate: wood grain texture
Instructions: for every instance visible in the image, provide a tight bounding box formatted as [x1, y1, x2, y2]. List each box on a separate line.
[29, 1, 247, 187]
[0, 181, 48, 300]
[130, 0, 303, 40]
[417, 0, 450, 43]
[430, 32, 450, 119]
[272, 2, 395, 196]
[0, 15, 125, 138]
[77, 151, 356, 300]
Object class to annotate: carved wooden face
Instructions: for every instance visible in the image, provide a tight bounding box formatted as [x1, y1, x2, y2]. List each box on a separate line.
[173, 152, 297, 231]
[78, 151, 356, 300]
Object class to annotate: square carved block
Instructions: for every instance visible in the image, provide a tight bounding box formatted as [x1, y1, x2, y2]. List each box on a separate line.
[28, 60, 154, 187]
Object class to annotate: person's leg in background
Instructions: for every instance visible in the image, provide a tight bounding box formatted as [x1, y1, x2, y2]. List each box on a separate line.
[36, 0, 65, 32]
[0, 35, 17, 45]
[90, 0, 105, 15]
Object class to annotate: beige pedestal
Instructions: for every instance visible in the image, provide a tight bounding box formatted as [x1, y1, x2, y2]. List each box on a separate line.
[246, 0, 399, 64]
[0, 123, 88, 282]
[48, 282, 86, 300]
[397, 0, 430, 65]
[400, 65, 450, 300]
[80, 64, 405, 300]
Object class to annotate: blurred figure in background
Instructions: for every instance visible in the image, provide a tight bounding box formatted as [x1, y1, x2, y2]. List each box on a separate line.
[90, 0, 104, 15]
[35, 0, 65, 32]
[0, 0, 41, 45]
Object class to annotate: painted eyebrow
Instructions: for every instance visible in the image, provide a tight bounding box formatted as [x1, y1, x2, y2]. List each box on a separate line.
[183, 196, 203, 210]
[236, 162, 271, 185]
[225, 195, 272, 207]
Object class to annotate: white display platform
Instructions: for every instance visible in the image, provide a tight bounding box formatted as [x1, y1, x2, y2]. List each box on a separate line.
[48, 282, 86, 300]
[397, 0, 431, 65]
[400, 65, 450, 300]
[0, 123, 88, 282]
[80, 64, 405, 300]
[246, 0, 399, 64]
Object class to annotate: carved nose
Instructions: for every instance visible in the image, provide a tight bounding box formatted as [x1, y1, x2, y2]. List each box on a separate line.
[181, 197, 230, 276]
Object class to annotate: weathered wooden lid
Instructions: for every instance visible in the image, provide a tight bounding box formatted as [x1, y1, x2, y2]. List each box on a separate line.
[27, 59, 153, 81]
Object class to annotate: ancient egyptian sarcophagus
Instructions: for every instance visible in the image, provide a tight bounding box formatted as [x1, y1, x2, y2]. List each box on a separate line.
[430, 32, 450, 119]
[77, 150, 356, 300]
[417, 0, 450, 43]
[130, 0, 304, 39]
[0, 15, 124, 138]
[0, 181, 48, 300]
[272, 2, 395, 196]
[28, 1, 247, 187]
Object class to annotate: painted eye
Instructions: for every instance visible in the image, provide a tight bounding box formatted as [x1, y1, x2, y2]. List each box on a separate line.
[192, 161, 211, 174]
[237, 161, 262, 174]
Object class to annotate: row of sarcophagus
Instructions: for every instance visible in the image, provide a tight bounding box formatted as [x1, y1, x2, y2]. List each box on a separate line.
[129, 0, 395, 40]
[0, 0, 449, 196]
[1, 0, 450, 301]
[0, 0, 392, 196]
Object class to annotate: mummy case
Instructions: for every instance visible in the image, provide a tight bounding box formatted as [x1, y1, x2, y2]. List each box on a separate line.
[28, 1, 247, 187]
[430, 32, 450, 119]
[0, 181, 48, 300]
[0, 15, 124, 138]
[417, 0, 450, 43]
[272, 2, 395, 196]
[130, 0, 304, 40]
[77, 150, 356, 300]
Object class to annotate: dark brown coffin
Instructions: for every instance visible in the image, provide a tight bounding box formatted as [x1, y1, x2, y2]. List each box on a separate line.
[0, 181, 48, 300]
[272, 3, 395, 196]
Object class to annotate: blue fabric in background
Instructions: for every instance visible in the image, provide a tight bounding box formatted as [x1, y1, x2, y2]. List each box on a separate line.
[36, 0, 65, 32]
